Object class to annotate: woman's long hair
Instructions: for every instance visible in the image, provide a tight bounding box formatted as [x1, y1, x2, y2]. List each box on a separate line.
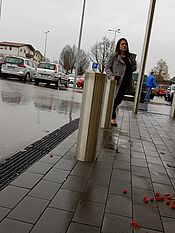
[115, 38, 130, 54]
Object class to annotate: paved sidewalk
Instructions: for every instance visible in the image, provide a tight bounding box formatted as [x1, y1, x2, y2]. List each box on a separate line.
[0, 107, 175, 232]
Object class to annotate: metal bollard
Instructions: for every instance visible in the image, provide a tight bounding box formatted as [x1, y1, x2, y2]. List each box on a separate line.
[170, 92, 175, 118]
[100, 78, 116, 128]
[76, 72, 106, 161]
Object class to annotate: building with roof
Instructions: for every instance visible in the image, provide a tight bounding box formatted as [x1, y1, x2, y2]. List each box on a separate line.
[0, 41, 43, 63]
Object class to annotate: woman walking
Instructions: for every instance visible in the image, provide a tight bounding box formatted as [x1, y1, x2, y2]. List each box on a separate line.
[105, 38, 137, 126]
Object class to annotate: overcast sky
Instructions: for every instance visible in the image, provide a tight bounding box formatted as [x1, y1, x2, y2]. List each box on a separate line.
[0, 0, 175, 77]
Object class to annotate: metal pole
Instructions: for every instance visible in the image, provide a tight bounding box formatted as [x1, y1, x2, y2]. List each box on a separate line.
[44, 30, 49, 61]
[74, 0, 86, 89]
[133, 0, 156, 114]
[108, 29, 120, 42]
[0, 0, 2, 20]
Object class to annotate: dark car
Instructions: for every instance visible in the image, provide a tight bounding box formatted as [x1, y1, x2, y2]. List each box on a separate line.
[123, 73, 147, 103]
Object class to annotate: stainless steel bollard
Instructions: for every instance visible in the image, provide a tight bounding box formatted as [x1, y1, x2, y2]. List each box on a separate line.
[76, 72, 106, 161]
[170, 92, 175, 118]
[100, 79, 116, 129]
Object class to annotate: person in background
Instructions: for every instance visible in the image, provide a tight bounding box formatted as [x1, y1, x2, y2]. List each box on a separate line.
[144, 71, 157, 102]
[105, 38, 137, 127]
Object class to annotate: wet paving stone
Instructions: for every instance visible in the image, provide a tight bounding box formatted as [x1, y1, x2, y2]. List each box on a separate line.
[150, 172, 171, 185]
[112, 169, 131, 183]
[109, 179, 131, 197]
[62, 175, 87, 192]
[26, 162, 53, 175]
[82, 184, 108, 203]
[133, 204, 163, 231]
[8, 196, 49, 224]
[30, 208, 73, 233]
[131, 151, 146, 159]
[28, 180, 61, 200]
[49, 188, 81, 211]
[54, 159, 77, 171]
[0, 185, 29, 208]
[161, 217, 175, 233]
[70, 163, 93, 178]
[113, 160, 130, 171]
[101, 213, 132, 233]
[132, 188, 157, 207]
[39, 154, 62, 164]
[0, 207, 10, 221]
[131, 158, 148, 167]
[134, 229, 163, 233]
[132, 165, 150, 177]
[73, 200, 105, 227]
[152, 183, 175, 195]
[0, 218, 33, 233]
[148, 163, 167, 174]
[66, 222, 100, 233]
[147, 156, 162, 165]
[157, 201, 175, 219]
[10, 172, 43, 189]
[132, 175, 153, 191]
[106, 194, 132, 217]
[43, 168, 69, 184]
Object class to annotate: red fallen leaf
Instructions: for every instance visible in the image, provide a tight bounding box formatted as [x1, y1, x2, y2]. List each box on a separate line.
[155, 192, 160, 196]
[165, 193, 170, 197]
[156, 197, 162, 201]
[150, 197, 154, 201]
[167, 196, 172, 200]
[160, 196, 165, 201]
[159, 151, 165, 154]
[131, 220, 140, 229]
[166, 200, 171, 205]
[171, 204, 175, 209]
[143, 196, 149, 203]
[123, 188, 128, 194]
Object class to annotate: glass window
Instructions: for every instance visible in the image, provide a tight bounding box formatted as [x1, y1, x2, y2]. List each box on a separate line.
[5, 57, 24, 65]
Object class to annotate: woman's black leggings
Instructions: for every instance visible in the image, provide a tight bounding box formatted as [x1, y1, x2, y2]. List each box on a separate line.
[112, 85, 127, 119]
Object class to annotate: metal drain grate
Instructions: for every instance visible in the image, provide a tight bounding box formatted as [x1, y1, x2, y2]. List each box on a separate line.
[0, 118, 79, 191]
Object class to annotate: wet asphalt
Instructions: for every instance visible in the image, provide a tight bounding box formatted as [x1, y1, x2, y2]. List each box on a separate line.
[0, 78, 82, 159]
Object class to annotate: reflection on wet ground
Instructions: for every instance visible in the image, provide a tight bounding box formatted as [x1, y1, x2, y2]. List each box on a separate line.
[0, 79, 82, 158]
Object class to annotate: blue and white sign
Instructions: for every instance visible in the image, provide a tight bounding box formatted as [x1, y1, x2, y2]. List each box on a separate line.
[92, 63, 98, 69]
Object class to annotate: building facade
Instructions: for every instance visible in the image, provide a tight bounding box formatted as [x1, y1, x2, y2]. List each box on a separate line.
[0, 41, 43, 63]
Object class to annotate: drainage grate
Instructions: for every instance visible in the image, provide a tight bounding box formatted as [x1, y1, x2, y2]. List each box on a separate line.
[0, 118, 79, 191]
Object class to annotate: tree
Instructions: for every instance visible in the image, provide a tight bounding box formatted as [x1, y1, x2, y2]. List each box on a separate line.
[59, 45, 76, 74]
[59, 45, 90, 75]
[89, 36, 115, 73]
[152, 59, 170, 81]
[78, 49, 90, 75]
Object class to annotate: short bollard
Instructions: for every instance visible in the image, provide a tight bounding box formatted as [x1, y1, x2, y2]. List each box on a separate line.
[100, 79, 116, 129]
[76, 72, 106, 161]
[170, 92, 175, 118]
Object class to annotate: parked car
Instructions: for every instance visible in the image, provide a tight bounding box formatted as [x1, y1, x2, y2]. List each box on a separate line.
[165, 84, 175, 102]
[1, 56, 36, 81]
[76, 76, 85, 88]
[34, 62, 69, 88]
[67, 73, 75, 85]
[0, 57, 4, 74]
[154, 85, 169, 97]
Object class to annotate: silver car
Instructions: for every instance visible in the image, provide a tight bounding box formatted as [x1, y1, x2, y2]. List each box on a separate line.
[1, 56, 37, 81]
[34, 62, 69, 88]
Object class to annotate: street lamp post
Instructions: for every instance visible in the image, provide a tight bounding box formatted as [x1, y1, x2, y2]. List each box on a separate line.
[0, 0, 3, 20]
[44, 30, 49, 61]
[74, 0, 87, 88]
[108, 28, 120, 42]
